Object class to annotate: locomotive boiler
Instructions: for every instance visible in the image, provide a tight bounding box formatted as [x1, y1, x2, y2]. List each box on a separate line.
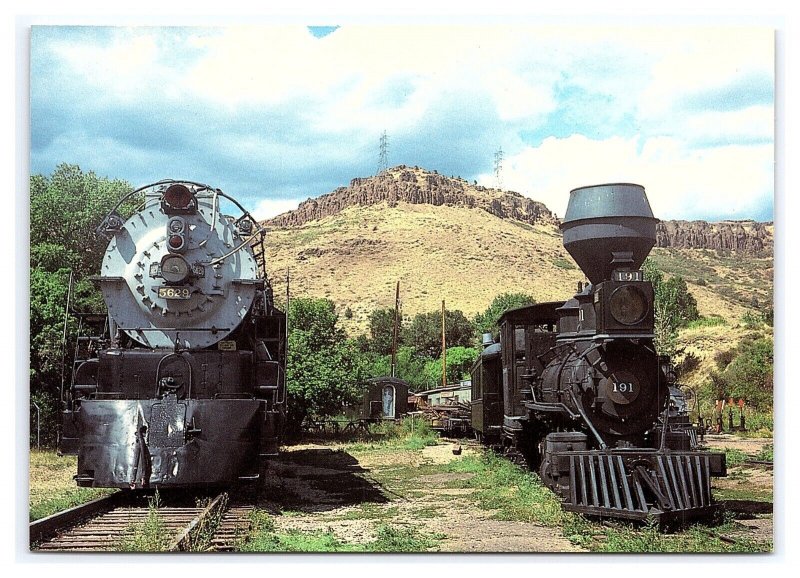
[471, 183, 726, 525]
[58, 180, 286, 489]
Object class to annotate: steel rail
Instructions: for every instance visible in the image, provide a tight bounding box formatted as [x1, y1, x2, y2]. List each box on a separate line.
[30, 490, 248, 552]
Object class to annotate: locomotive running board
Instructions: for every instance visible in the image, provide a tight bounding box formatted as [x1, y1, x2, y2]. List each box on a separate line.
[556, 450, 726, 525]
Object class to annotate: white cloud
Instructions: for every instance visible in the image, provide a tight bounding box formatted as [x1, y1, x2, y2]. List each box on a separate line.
[32, 25, 774, 222]
[251, 197, 301, 221]
[480, 134, 773, 221]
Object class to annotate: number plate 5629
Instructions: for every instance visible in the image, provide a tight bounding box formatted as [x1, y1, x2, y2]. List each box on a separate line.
[158, 287, 191, 299]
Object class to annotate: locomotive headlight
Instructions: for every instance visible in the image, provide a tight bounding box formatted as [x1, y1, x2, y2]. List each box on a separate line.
[161, 254, 191, 284]
[162, 184, 197, 214]
[608, 284, 648, 325]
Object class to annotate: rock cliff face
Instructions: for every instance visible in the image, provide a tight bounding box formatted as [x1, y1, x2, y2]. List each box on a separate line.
[266, 165, 771, 255]
[655, 220, 772, 254]
[267, 165, 558, 228]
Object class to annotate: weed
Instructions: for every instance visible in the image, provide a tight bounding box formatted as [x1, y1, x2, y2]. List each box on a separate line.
[447, 452, 566, 526]
[716, 447, 748, 466]
[115, 493, 170, 552]
[592, 519, 769, 553]
[740, 411, 774, 436]
[755, 444, 774, 461]
[366, 524, 442, 552]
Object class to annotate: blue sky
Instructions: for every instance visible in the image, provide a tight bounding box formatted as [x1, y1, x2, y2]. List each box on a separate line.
[29, 24, 775, 222]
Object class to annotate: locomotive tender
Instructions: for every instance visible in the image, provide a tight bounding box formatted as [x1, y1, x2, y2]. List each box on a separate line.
[471, 183, 726, 524]
[59, 180, 286, 489]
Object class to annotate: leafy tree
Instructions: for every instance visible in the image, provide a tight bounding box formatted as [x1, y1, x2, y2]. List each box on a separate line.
[720, 337, 773, 410]
[367, 307, 399, 355]
[286, 298, 369, 428]
[29, 165, 133, 446]
[31, 164, 134, 277]
[404, 309, 474, 358]
[422, 346, 479, 388]
[363, 346, 429, 391]
[473, 292, 536, 339]
[642, 259, 699, 356]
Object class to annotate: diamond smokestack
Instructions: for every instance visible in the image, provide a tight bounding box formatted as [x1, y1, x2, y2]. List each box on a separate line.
[559, 183, 658, 285]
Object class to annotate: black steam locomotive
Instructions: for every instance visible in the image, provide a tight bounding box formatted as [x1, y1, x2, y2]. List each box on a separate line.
[58, 180, 286, 489]
[471, 183, 726, 525]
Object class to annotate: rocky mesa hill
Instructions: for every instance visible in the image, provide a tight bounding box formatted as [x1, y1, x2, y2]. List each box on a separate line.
[262, 166, 773, 335]
[269, 165, 559, 229]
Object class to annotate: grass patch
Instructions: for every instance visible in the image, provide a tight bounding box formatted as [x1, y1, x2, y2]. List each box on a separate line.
[739, 412, 774, 436]
[552, 257, 576, 270]
[686, 315, 727, 329]
[242, 527, 353, 552]
[29, 450, 113, 521]
[508, 220, 536, 233]
[347, 417, 440, 453]
[413, 506, 442, 519]
[717, 447, 749, 466]
[593, 519, 769, 553]
[367, 524, 443, 552]
[445, 449, 770, 553]
[755, 444, 773, 461]
[240, 514, 442, 553]
[713, 486, 773, 503]
[447, 452, 566, 526]
[368, 461, 452, 493]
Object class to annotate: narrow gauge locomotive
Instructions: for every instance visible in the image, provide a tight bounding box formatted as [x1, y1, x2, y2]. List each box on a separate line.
[471, 183, 726, 525]
[58, 180, 286, 489]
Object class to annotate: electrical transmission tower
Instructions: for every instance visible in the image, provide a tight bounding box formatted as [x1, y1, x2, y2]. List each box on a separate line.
[494, 146, 504, 189]
[377, 130, 389, 175]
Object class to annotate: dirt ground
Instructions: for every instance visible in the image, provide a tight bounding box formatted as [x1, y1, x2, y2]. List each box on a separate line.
[254, 436, 775, 552]
[702, 433, 773, 455]
[701, 435, 774, 544]
[258, 442, 585, 553]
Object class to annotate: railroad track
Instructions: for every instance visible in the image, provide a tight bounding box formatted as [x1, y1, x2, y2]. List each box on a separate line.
[31, 490, 254, 552]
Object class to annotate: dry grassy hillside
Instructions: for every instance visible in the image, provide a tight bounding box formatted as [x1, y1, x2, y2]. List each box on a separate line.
[265, 201, 583, 334]
[263, 200, 773, 338]
[259, 166, 774, 415]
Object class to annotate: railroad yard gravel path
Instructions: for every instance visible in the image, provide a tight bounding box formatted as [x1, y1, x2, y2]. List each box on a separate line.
[257, 442, 586, 553]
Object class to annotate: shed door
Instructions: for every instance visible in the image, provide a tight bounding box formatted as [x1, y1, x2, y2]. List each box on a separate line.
[382, 385, 396, 419]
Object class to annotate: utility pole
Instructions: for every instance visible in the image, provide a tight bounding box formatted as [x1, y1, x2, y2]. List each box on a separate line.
[390, 280, 400, 378]
[285, 267, 290, 360]
[441, 299, 447, 388]
[378, 130, 389, 175]
[494, 146, 504, 189]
